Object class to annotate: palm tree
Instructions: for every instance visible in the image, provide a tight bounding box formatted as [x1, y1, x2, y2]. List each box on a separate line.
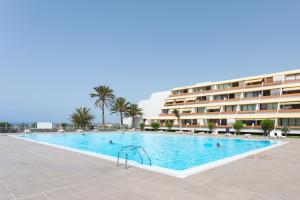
[173, 109, 182, 132]
[127, 104, 143, 128]
[111, 97, 130, 128]
[70, 107, 94, 129]
[90, 85, 115, 128]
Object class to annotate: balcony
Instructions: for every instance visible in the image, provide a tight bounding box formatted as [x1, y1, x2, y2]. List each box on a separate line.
[281, 93, 300, 97]
[256, 109, 278, 113]
[169, 79, 300, 98]
[283, 79, 300, 84]
[221, 111, 237, 114]
[237, 111, 256, 114]
[278, 109, 300, 113]
[181, 112, 204, 116]
[260, 95, 280, 99]
[159, 113, 175, 117]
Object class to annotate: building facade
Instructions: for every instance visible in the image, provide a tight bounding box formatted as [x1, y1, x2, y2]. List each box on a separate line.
[144, 69, 300, 134]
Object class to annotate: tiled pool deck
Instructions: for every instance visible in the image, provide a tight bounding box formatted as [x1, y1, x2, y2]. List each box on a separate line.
[0, 134, 299, 200]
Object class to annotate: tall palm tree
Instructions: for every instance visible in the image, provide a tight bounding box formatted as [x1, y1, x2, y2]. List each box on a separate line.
[111, 97, 130, 128]
[70, 107, 94, 129]
[173, 109, 182, 132]
[90, 85, 115, 128]
[127, 103, 143, 128]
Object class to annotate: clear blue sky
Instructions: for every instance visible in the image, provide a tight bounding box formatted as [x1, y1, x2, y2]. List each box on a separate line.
[0, 0, 300, 123]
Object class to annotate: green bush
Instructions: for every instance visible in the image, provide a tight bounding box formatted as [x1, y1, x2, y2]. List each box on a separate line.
[233, 121, 244, 135]
[150, 122, 160, 131]
[260, 119, 275, 136]
[281, 126, 289, 136]
[165, 121, 173, 132]
[139, 122, 145, 131]
[208, 122, 216, 133]
[0, 122, 11, 133]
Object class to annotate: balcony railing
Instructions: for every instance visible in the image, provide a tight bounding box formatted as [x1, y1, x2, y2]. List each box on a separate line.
[164, 93, 300, 107]
[169, 80, 300, 97]
[278, 109, 300, 113]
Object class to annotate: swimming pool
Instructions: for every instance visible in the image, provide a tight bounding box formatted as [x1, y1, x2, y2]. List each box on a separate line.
[17, 132, 283, 177]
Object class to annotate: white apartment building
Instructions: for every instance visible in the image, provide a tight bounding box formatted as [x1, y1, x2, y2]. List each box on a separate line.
[141, 69, 300, 134]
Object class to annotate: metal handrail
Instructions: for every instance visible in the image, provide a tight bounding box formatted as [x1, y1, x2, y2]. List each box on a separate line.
[116, 145, 152, 169]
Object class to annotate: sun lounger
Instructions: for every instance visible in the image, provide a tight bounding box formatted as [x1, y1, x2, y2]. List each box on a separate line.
[211, 130, 218, 135]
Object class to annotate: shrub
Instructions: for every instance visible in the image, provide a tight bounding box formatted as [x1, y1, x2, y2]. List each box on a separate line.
[139, 122, 145, 131]
[281, 126, 289, 137]
[208, 122, 216, 133]
[233, 121, 244, 135]
[150, 122, 160, 131]
[260, 119, 275, 136]
[165, 121, 173, 132]
[0, 122, 11, 133]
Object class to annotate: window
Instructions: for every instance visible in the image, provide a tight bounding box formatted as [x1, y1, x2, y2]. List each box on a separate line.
[224, 105, 237, 112]
[281, 104, 300, 110]
[196, 96, 207, 101]
[181, 110, 191, 113]
[232, 82, 239, 87]
[217, 83, 230, 89]
[162, 109, 169, 114]
[262, 90, 271, 96]
[270, 89, 280, 96]
[279, 118, 300, 126]
[241, 120, 256, 126]
[196, 107, 205, 113]
[205, 86, 211, 91]
[260, 103, 278, 110]
[286, 73, 300, 81]
[228, 93, 235, 99]
[273, 75, 283, 82]
[214, 94, 228, 100]
[221, 119, 227, 125]
[193, 87, 202, 93]
[245, 91, 261, 98]
[241, 104, 256, 111]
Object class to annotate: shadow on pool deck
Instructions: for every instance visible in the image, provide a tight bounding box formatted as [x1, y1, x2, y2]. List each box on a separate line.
[0, 135, 300, 200]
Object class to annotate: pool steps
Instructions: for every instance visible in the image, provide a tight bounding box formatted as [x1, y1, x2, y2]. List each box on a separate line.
[117, 145, 152, 168]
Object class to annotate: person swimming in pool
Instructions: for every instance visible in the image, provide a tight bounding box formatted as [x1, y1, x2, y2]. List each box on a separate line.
[216, 143, 222, 148]
[109, 140, 113, 144]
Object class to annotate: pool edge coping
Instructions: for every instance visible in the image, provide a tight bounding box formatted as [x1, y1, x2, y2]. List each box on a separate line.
[10, 135, 288, 178]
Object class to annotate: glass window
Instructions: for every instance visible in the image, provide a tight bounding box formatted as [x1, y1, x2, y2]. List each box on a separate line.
[225, 105, 236, 112]
[279, 118, 300, 126]
[196, 107, 205, 113]
[296, 118, 300, 126]
[245, 91, 261, 98]
[260, 103, 277, 110]
[241, 104, 256, 111]
[270, 89, 280, 96]
[286, 74, 296, 81]
[273, 75, 283, 82]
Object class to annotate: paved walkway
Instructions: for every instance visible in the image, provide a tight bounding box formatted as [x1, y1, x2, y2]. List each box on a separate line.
[0, 135, 299, 200]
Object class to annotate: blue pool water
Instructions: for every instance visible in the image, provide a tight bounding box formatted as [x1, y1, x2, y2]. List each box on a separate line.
[20, 133, 277, 171]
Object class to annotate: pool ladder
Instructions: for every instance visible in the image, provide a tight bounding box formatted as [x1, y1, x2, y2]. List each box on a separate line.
[116, 145, 152, 169]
